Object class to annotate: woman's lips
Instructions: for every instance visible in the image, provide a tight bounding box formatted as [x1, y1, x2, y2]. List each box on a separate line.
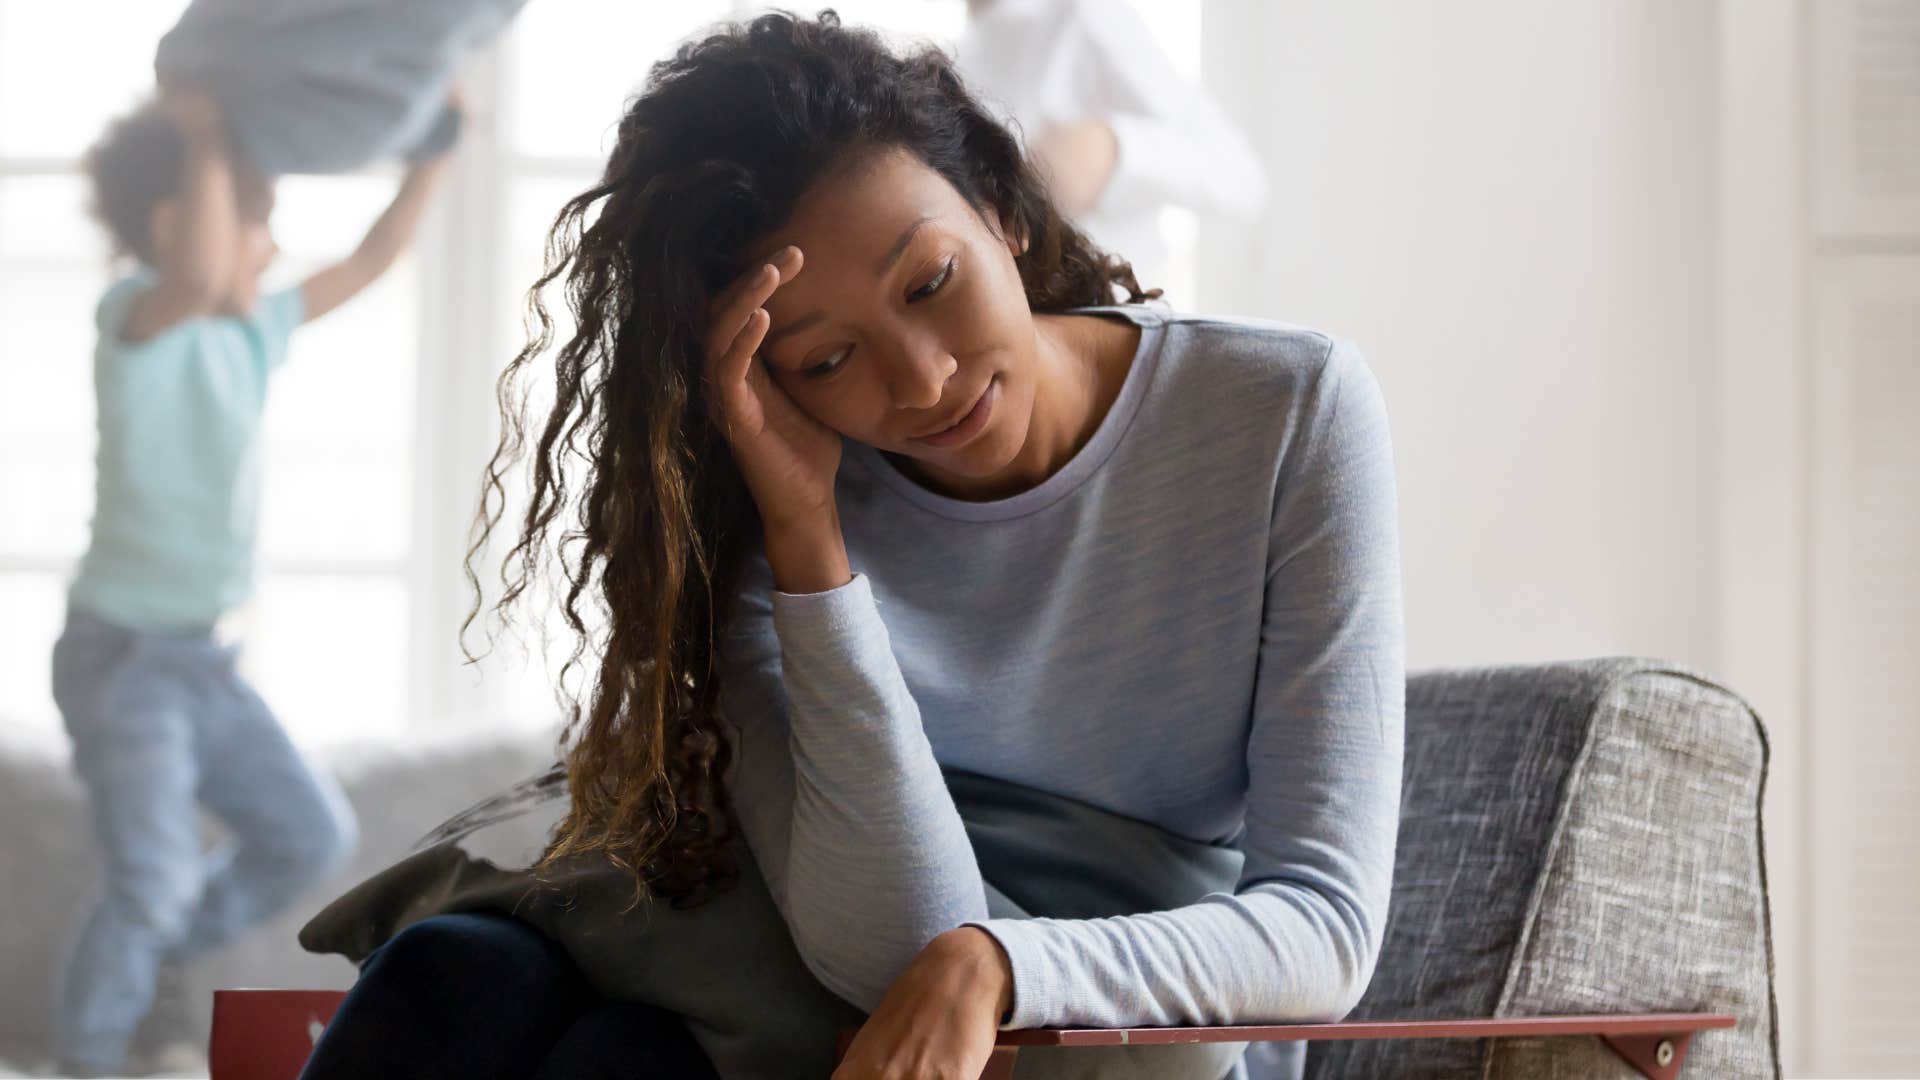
[910, 375, 999, 449]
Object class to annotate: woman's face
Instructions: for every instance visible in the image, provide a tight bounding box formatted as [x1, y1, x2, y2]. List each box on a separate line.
[749, 146, 1039, 494]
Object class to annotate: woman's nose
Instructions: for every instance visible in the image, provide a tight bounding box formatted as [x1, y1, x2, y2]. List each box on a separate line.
[885, 337, 958, 412]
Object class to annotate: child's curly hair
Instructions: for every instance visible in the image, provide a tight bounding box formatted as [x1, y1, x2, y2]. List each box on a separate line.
[85, 103, 185, 263]
[86, 100, 274, 265]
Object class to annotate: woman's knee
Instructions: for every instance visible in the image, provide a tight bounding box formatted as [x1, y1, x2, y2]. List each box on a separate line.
[366, 913, 530, 975]
[305, 915, 594, 1080]
[362, 914, 580, 999]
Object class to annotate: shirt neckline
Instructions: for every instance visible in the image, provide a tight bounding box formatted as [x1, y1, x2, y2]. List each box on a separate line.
[847, 302, 1169, 523]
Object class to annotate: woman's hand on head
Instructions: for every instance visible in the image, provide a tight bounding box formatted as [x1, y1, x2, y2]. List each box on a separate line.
[703, 245, 844, 534]
[832, 927, 1013, 1080]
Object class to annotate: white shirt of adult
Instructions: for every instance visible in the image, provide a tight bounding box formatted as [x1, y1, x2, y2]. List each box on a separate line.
[955, 0, 1268, 293]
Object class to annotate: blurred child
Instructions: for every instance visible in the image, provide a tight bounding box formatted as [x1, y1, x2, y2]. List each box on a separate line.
[50, 83, 453, 1077]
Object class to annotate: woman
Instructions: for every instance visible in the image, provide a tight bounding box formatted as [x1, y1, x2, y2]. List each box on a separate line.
[302, 10, 1403, 1080]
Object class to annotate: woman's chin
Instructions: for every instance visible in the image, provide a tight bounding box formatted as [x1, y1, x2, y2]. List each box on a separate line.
[891, 424, 1035, 502]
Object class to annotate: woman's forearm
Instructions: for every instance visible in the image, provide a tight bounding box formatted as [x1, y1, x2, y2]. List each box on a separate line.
[730, 573, 989, 1011]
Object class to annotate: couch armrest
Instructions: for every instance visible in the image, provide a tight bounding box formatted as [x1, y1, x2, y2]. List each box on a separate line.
[1310, 659, 1780, 1080]
[1488, 667, 1778, 1079]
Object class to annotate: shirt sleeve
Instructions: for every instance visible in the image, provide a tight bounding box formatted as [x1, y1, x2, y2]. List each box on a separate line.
[94, 275, 175, 352]
[249, 285, 307, 373]
[1071, 0, 1267, 221]
[967, 337, 1405, 1029]
[95, 277, 148, 338]
[718, 563, 991, 1011]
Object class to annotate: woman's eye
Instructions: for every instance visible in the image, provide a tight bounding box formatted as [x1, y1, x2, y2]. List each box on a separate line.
[802, 346, 851, 379]
[909, 257, 956, 301]
[794, 259, 954, 379]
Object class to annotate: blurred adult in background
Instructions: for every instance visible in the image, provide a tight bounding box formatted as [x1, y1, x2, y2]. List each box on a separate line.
[50, 82, 452, 1078]
[956, 0, 1267, 297]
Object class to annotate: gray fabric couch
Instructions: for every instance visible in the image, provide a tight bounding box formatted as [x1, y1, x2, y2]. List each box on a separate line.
[1299, 658, 1780, 1079]
[2, 656, 1778, 1078]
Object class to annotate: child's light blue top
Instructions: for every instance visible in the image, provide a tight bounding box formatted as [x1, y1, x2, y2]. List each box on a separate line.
[718, 302, 1405, 1077]
[68, 273, 305, 630]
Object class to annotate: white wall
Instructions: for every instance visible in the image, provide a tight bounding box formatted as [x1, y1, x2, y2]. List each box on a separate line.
[1715, 0, 1809, 1071]
[1193, 5, 1920, 1075]
[1197, 0, 1828, 1070]
[1202, 0, 1721, 675]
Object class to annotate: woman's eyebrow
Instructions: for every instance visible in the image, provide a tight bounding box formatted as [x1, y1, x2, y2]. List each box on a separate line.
[764, 215, 940, 349]
[765, 311, 825, 349]
[872, 214, 938, 276]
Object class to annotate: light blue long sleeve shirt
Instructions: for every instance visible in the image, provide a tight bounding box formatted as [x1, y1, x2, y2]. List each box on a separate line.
[69, 274, 305, 630]
[718, 303, 1404, 1078]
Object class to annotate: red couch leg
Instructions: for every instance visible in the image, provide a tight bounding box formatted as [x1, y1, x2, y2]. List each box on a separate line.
[1600, 1030, 1697, 1080]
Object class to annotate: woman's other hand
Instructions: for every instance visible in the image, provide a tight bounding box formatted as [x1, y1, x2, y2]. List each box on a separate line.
[832, 927, 1013, 1080]
[704, 246, 853, 593]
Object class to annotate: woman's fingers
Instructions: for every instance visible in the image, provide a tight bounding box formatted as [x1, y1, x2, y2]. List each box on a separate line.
[694, 245, 843, 529]
[705, 247, 804, 438]
[704, 246, 803, 364]
[703, 264, 774, 362]
[713, 307, 770, 430]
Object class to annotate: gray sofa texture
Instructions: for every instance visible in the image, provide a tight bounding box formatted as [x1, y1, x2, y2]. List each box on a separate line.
[0, 656, 1778, 1078]
[0, 730, 557, 1072]
[1303, 658, 1779, 1079]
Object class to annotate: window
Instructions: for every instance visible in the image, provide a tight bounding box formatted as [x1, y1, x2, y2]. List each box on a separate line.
[0, 0, 194, 744]
[0, 0, 1203, 749]
[0, 0, 425, 747]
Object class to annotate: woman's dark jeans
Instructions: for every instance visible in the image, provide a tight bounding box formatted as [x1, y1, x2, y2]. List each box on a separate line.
[299, 912, 719, 1080]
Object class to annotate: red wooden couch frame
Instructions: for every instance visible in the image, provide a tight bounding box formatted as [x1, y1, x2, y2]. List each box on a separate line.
[845, 1012, 1740, 1080]
[210, 990, 1734, 1080]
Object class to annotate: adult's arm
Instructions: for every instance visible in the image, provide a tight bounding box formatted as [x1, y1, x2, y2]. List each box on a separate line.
[719, 563, 991, 1012]
[1071, 0, 1268, 222]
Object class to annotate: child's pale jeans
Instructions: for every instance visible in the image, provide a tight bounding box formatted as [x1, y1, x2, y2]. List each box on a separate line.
[50, 608, 358, 1076]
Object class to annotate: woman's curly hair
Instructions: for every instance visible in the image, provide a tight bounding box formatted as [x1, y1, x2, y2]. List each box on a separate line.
[467, 8, 1159, 904]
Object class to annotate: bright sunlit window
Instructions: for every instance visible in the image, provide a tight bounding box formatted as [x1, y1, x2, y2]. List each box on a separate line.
[0, 0, 1202, 749]
[0, 0, 192, 743]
